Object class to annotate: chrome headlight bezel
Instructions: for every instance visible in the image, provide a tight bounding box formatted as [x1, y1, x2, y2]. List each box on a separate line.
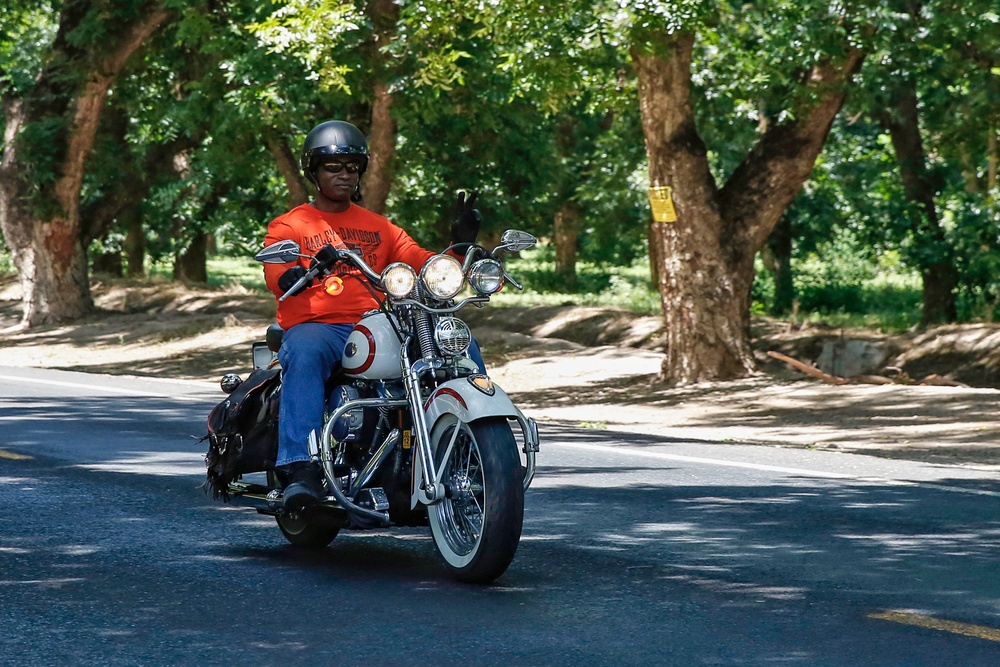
[382, 262, 417, 298]
[421, 254, 465, 299]
[466, 259, 505, 295]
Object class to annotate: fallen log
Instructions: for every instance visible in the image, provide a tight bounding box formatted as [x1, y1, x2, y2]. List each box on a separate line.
[767, 351, 969, 387]
[767, 351, 848, 385]
[919, 373, 970, 388]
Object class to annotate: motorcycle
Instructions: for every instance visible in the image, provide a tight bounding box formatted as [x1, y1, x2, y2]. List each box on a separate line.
[203, 230, 539, 583]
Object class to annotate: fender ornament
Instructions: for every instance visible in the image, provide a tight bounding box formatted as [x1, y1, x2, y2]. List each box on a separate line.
[468, 374, 495, 396]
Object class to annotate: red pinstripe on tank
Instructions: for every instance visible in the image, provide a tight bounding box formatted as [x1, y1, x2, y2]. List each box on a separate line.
[346, 325, 377, 374]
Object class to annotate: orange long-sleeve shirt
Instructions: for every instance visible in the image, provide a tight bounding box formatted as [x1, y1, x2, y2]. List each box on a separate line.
[263, 203, 436, 329]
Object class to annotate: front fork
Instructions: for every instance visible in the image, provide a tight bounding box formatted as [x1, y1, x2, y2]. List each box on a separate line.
[403, 355, 446, 505]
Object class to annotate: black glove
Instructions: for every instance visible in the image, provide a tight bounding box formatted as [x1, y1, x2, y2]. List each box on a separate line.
[449, 191, 482, 255]
[310, 243, 340, 272]
[277, 266, 313, 296]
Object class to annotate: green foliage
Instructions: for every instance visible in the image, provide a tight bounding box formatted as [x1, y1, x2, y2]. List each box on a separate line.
[492, 245, 660, 313]
[0, 1, 57, 95]
[1, 0, 997, 336]
[948, 190, 1000, 320]
[753, 228, 924, 331]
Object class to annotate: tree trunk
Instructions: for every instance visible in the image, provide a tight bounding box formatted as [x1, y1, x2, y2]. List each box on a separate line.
[360, 0, 400, 215]
[364, 81, 397, 214]
[124, 215, 146, 278]
[632, 28, 864, 384]
[0, 4, 168, 327]
[266, 131, 310, 208]
[879, 84, 957, 324]
[174, 230, 208, 283]
[989, 128, 997, 191]
[765, 215, 795, 316]
[647, 222, 662, 288]
[554, 202, 581, 287]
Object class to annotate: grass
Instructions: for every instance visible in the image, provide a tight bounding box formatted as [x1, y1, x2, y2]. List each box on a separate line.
[1, 247, 928, 333]
[147, 257, 268, 291]
[119, 252, 929, 333]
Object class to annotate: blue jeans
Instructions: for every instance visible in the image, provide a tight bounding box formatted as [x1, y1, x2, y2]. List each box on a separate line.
[276, 321, 486, 467]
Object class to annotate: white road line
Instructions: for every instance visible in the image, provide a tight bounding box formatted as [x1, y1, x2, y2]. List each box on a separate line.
[554, 441, 1000, 497]
[0, 374, 173, 398]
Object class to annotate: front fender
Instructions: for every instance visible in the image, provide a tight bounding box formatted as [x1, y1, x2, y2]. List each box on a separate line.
[424, 375, 520, 436]
[415, 375, 539, 507]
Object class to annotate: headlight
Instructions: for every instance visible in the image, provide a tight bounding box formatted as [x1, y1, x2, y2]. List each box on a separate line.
[467, 259, 504, 295]
[421, 254, 464, 299]
[434, 317, 472, 354]
[382, 262, 417, 298]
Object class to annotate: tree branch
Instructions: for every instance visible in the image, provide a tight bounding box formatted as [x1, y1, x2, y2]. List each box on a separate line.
[55, 5, 171, 218]
[718, 47, 866, 251]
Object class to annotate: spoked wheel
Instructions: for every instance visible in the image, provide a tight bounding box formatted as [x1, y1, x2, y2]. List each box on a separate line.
[428, 416, 524, 583]
[275, 513, 340, 548]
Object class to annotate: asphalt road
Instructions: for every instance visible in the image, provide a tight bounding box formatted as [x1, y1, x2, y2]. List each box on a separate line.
[2, 366, 1000, 666]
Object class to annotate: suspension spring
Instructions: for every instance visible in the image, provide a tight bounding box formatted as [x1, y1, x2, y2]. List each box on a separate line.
[413, 287, 436, 360]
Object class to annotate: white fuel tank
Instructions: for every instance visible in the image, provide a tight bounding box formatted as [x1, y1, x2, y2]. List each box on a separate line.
[341, 312, 403, 380]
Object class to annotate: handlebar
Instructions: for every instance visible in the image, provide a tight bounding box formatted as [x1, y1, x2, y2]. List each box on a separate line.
[272, 230, 536, 301]
[277, 247, 383, 302]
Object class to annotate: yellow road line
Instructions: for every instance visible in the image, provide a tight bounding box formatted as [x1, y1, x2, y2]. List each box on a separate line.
[870, 611, 1000, 642]
[0, 449, 32, 460]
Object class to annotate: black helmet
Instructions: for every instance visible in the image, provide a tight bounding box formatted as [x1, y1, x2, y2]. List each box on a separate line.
[300, 120, 370, 185]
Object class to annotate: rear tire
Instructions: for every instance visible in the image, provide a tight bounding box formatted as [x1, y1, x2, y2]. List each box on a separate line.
[276, 514, 339, 548]
[428, 416, 524, 583]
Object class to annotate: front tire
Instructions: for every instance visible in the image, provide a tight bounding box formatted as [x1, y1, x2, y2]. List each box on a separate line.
[428, 416, 524, 583]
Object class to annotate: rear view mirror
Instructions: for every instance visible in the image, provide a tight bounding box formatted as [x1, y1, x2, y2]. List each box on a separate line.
[255, 240, 305, 264]
[496, 230, 536, 254]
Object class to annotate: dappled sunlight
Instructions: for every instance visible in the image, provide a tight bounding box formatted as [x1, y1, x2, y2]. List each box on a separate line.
[660, 572, 809, 601]
[679, 495, 805, 506]
[79, 451, 206, 476]
[0, 577, 85, 589]
[634, 522, 700, 533]
[190, 554, 257, 563]
[0, 476, 35, 485]
[516, 471, 1000, 623]
[513, 377, 1000, 463]
[54, 545, 101, 556]
[835, 532, 995, 555]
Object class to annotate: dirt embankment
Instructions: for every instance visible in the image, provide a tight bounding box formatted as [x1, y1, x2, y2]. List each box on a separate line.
[5, 277, 1000, 388]
[3, 278, 1000, 468]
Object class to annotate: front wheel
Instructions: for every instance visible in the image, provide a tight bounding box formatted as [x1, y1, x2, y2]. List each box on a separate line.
[428, 416, 524, 583]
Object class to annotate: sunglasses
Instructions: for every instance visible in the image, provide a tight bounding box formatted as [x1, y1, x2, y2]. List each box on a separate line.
[320, 162, 362, 174]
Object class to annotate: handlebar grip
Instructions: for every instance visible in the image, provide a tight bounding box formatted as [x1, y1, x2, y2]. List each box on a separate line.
[278, 266, 321, 302]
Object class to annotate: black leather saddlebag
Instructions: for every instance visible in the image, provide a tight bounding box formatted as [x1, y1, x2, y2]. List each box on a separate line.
[203, 368, 281, 500]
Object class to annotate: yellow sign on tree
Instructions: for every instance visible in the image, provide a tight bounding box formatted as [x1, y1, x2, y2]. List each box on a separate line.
[648, 186, 677, 223]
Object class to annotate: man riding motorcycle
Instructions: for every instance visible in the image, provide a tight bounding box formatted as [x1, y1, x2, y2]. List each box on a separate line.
[263, 120, 484, 511]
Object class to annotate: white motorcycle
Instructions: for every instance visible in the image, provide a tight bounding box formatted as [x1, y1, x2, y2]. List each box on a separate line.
[203, 230, 539, 583]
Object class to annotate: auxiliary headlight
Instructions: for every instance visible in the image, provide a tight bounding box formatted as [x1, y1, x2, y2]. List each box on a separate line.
[434, 317, 472, 354]
[382, 262, 417, 298]
[421, 254, 464, 299]
[466, 259, 504, 295]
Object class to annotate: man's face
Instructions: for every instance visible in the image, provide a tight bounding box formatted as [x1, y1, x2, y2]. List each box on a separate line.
[316, 158, 362, 203]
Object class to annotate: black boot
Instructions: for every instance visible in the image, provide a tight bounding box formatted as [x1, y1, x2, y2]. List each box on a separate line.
[278, 461, 324, 511]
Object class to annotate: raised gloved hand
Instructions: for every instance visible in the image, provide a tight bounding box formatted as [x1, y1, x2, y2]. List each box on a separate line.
[277, 266, 313, 296]
[309, 243, 341, 272]
[449, 191, 482, 255]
